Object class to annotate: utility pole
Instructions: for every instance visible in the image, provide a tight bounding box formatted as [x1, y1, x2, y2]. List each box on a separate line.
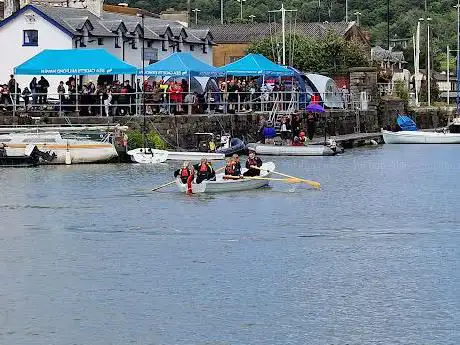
[192, 8, 200, 25]
[447, 45, 450, 105]
[221, 0, 224, 24]
[456, 0, 460, 114]
[387, 0, 390, 50]
[354, 11, 361, 26]
[249, 14, 256, 23]
[236, 0, 246, 20]
[345, 0, 348, 23]
[268, 4, 297, 65]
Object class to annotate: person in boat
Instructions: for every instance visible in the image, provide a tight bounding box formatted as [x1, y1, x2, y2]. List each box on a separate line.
[223, 158, 238, 179]
[174, 161, 194, 184]
[292, 136, 303, 146]
[193, 158, 215, 184]
[299, 131, 307, 145]
[244, 149, 262, 177]
[232, 154, 242, 176]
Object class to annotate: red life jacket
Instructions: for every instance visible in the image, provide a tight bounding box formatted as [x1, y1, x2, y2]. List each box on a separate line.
[180, 168, 190, 177]
[247, 158, 258, 167]
[225, 165, 234, 175]
[199, 163, 208, 173]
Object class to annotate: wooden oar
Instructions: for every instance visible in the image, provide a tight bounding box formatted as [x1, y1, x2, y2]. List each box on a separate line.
[224, 175, 303, 183]
[152, 166, 225, 192]
[251, 165, 321, 189]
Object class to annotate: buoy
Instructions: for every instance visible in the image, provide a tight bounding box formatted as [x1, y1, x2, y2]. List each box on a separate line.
[370, 139, 378, 146]
[65, 150, 72, 165]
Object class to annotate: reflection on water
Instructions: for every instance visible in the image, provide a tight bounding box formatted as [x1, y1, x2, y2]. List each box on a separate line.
[0, 145, 459, 344]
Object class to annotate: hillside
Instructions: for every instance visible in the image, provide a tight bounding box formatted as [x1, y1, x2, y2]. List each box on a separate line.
[112, 0, 458, 69]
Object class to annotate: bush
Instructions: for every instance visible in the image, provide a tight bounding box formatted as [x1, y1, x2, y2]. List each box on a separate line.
[394, 80, 409, 102]
[127, 129, 167, 149]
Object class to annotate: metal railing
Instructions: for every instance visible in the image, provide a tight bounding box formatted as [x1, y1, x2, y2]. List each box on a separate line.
[0, 90, 356, 117]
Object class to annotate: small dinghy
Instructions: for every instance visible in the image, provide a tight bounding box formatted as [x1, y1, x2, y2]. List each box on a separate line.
[175, 162, 275, 193]
[216, 136, 246, 156]
[246, 143, 335, 156]
[127, 148, 224, 163]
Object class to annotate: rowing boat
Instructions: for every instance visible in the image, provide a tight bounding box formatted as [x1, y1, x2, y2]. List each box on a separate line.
[175, 162, 275, 193]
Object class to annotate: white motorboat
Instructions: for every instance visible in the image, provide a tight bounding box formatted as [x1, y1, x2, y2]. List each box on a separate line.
[0, 132, 118, 164]
[127, 148, 225, 163]
[175, 162, 275, 193]
[382, 129, 460, 144]
[126, 148, 168, 164]
[247, 143, 335, 156]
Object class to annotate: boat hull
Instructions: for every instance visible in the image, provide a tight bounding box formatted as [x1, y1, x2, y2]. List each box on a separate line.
[247, 143, 335, 156]
[126, 148, 168, 164]
[176, 162, 275, 193]
[5, 144, 117, 164]
[382, 130, 460, 144]
[216, 138, 246, 156]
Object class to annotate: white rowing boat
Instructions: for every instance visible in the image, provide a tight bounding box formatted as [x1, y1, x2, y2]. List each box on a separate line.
[247, 143, 335, 156]
[175, 162, 275, 193]
[382, 129, 460, 144]
[127, 148, 225, 163]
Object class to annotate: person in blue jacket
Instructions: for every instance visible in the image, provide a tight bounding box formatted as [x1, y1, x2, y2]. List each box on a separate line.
[262, 121, 277, 143]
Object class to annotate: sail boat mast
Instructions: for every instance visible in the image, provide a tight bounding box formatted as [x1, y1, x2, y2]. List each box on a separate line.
[268, 4, 297, 65]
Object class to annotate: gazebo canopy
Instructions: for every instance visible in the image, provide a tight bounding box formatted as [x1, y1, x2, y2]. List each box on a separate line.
[140, 52, 223, 77]
[14, 49, 137, 75]
[219, 53, 294, 77]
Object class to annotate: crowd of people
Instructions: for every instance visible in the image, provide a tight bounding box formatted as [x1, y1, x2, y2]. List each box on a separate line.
[1, 74, 302, 115]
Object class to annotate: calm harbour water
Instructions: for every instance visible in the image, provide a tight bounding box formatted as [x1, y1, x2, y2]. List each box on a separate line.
[1, 145, 459, 345]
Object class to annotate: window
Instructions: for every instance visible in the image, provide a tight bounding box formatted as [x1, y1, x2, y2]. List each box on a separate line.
[132, 33, 139, 49]
[98, 38, 104, 45]
[115, 36, 120, 48]
[189, 44, 194, 51]
[202, 43, 207, 54]
[23, 30, 38, 46]
[162, 39, 167, 51]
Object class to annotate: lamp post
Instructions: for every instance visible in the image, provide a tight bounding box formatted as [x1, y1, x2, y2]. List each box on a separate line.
[192, 8, 200, 25]
[236, 0, 246, 20]
[345, 0, 348, 22]
[354, 11, 362, 26]
[249, 14, 255, 23]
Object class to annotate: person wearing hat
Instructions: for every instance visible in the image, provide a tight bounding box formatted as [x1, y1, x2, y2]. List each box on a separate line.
[243, 149, 262, 177]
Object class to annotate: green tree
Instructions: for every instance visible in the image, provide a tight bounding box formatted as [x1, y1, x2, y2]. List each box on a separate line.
[247, 32, 370, 74]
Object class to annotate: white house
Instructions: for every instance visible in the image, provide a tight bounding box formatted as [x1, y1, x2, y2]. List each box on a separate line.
[0, 0, 215, 95]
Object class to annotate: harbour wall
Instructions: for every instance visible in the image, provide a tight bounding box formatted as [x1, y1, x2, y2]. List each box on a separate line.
[0, 104, 454, 148]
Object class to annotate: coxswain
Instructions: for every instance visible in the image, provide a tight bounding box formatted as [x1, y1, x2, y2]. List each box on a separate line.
[174, 161, 194, 184]
[232, 154, 242, 176]
[194, 158, 214, 184]
[243, 149, 262, 176]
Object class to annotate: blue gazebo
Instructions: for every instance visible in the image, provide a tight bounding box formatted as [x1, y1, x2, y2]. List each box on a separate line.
[14, 49, 137, 75]
[219, 53, 294, 77]
[139, 52, 223, 77]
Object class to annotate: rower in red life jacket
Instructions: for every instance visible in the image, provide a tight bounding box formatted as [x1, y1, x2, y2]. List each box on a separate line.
[193, 158, 215, 184]
[232, 154, 242, 176]
[223, 158, 236, 179]
[174, 161, 194, 184]
[243, 149, 262, 176]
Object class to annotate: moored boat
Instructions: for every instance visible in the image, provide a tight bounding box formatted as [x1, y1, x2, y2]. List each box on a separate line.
[247, 143, 335, 156]
[382, 129, 460, 144]
[0, 132, 118, 164]
[175, 162, 275, 193]
[126, 148, 168, 164]
[216, 137, 246, 156]
[127, 148, 225, 163]
[0, 144, 57, 167]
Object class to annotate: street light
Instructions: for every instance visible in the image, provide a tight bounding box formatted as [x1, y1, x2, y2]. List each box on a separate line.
[354, 11, 362, 26]
[236, 0, 246, 20]
[192, 8, 200, 25]
[455, 0, 460, 114]
[419, 17, 432, 106]
[136, 13, 146, 146]
[249, 14, 256, 23]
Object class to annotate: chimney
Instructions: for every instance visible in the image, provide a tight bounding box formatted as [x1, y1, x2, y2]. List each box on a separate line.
[86, 0, 102, 17]
[4, 0, 20, 18]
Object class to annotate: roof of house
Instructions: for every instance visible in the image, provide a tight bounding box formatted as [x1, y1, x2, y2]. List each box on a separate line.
[0, 1, 4, 20]
[200, 21, 355, 43]
[371, 46, 406, 63]
[0, 4, 213, 44]
[102, 4, 159, 18]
